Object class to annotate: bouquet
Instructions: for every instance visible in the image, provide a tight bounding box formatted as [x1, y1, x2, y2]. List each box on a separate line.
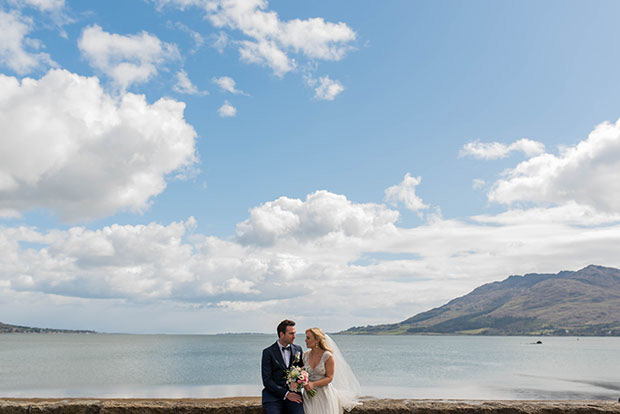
[285, 365, 316, 397]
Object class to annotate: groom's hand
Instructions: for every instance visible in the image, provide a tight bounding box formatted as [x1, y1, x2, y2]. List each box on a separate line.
[286, 392, 303, 404]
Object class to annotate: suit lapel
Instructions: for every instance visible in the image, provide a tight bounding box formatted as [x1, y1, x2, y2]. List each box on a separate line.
[272, 342, 286, 368]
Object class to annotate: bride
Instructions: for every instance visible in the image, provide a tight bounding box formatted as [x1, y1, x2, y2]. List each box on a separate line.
[302, 328, 361, 414]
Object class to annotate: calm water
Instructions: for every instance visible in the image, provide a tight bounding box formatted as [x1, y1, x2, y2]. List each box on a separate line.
[1, 334, 619, 400]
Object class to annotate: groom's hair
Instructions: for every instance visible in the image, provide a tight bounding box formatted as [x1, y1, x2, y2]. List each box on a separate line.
[277, 319, 296, 338]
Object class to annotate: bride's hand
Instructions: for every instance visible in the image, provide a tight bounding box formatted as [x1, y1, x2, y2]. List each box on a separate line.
[304, 382, 315, 392]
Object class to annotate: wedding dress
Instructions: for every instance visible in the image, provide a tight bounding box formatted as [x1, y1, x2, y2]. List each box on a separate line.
[302, 336, 361, 414]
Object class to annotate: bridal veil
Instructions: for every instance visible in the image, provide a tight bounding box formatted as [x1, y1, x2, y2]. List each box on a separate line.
[324, 334, 362, 411]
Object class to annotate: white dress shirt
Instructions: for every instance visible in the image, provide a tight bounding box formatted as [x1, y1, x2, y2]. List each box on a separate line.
[279, 342, 291, 367]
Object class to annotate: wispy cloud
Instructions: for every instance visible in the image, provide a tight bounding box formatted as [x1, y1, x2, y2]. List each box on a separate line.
[218, 100, 237, 117]
[155, 0, 356, 77]
[10, 0, 66, 12]
[78, 25, 180, 90]
[384, 173, 428, 212]
[169, 21, 204, 53]
[305, 74, 344, 101]
[210, 31, 228, 53]
[460, 138, 545, 160]
[0, 9, 56, 74]
[212, 76, 246, 95]
[174, 70, 208, 95]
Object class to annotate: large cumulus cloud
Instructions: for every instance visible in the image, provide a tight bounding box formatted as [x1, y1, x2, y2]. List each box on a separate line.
[0, 69, 198, 221]
[236, 190, 399, 246]
[488, 117, 620, 213]
[3, 183, 620, 333]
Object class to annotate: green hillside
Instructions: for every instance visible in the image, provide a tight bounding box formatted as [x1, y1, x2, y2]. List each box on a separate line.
[343, 265, 620, 336]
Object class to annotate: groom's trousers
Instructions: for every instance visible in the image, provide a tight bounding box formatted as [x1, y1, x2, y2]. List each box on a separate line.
[263, 397, 304, 414]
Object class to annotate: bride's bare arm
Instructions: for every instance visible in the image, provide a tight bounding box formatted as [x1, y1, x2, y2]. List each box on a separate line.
[304, 355, 334, 391]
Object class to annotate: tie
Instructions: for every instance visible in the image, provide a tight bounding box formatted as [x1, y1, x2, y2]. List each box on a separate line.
[282, 346, 291, 366]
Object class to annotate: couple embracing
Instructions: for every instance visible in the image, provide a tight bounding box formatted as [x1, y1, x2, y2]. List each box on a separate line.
[261, 319, 361, 414]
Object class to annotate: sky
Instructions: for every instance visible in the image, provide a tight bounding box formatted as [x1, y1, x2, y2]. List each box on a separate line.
[2, 0, 620, 334]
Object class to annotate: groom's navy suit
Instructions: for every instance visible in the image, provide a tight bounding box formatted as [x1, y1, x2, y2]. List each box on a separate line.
[261, 341, 305, 414]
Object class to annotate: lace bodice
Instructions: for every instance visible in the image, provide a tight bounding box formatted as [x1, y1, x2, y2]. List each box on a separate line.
[303, 350, 333, 381]
[302, 337, 361, 414]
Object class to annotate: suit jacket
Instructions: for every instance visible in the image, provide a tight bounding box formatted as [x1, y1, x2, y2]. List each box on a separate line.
[261, 341, 304, 403]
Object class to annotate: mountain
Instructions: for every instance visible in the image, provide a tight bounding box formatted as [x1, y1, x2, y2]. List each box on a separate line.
[0, 322, 96, 334]
[343, 265, 620, 336]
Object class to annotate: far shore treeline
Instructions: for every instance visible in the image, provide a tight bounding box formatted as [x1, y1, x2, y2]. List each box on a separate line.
[0, 322, 96, 334]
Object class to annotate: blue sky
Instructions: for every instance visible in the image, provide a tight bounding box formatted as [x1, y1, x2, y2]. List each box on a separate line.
[2, 0, 620, 334]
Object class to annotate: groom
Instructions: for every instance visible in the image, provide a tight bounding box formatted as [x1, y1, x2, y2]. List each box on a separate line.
[261, 319, 305, 414]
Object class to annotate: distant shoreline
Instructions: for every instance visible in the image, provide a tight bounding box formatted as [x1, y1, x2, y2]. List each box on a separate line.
[0, 322, 96, 334]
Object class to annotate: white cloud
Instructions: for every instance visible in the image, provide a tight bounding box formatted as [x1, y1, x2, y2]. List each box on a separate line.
[211, 31, 229, 53]
[218, 100, 237, 117]
[152, 0, 202, 10]
[10, 0, 65, 11]
[488, 117, 620, 213]
[311, 75, 344, 101]
[0, 217, 317, 306]
[0, 208, 20, 218]
[155, 0, 356, 76]
[460, 138, 545, 160]
[471, 202, 620, 227]
[0, 9, 55, 74]
[472, 178, 486, 190]
[384, 173, 428, 212]
[78, 25, 180, 90]
[2, 219, 197, 301]
[0, 69, 198, 221]
[8, 0, 73, 37]
[236, 190, 399, 246]
[212, 75, 245, 95]
[174, 70, 208, 95]
[2, 186, 620, 333]
[170, 21, 204, 53]
[238, 39, 294, 77]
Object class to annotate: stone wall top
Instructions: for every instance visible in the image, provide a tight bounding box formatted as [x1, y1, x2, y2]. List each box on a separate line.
[1, 398, 619, 414]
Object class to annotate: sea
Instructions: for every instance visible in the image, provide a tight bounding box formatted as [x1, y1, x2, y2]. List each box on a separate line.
[1, 334, 619, 400]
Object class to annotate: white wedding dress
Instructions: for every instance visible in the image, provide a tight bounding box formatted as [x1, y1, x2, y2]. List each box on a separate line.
[302, 338, 361, 414]
[303, 350, 340, 414]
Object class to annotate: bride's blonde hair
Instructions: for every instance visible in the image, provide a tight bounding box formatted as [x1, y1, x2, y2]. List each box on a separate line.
[306, 327, 333, 353]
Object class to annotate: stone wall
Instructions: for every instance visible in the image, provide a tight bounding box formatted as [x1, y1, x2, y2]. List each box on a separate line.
[1, 399, 619, 414]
